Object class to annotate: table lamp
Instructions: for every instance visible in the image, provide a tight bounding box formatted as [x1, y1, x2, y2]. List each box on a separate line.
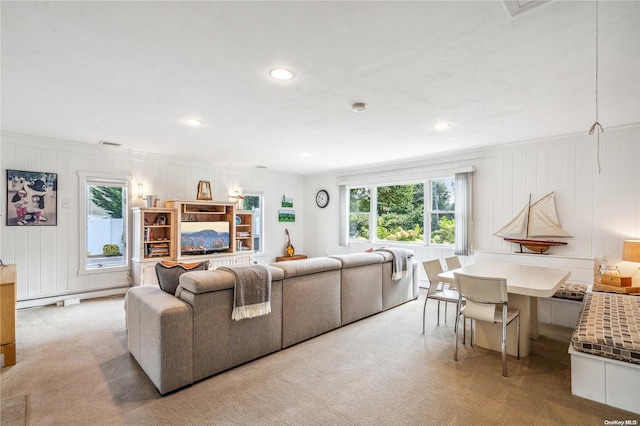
[622, 240, 640, 284]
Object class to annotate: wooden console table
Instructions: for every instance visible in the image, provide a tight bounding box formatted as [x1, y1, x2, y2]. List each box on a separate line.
[1, 264, 17, 367]
[276, 255, 307, 262]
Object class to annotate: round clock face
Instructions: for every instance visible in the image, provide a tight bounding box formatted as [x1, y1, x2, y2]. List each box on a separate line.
[316, 190, 329, 208]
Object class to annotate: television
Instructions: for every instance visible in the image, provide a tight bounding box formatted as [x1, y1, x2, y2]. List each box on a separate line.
[180, 221, 230, 256]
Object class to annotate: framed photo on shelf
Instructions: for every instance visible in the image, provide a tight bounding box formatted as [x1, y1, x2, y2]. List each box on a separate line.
[6, 169, 57, 226]
[155, 214, 167, 226]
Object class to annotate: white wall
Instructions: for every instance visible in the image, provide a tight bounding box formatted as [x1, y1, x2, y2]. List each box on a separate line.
[303, 125, 640, 280]
[3, 124, 639, 302]
[0, 132, 304, 303]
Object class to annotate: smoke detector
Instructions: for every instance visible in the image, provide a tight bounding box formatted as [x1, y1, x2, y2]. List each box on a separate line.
[352, 102, 366, 113]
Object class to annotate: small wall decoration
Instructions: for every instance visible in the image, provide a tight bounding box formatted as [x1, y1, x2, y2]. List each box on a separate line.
[281, 195, 293, 208]
[278, 209, 295, 222]
[7, 169, 58, 226]
[197, 180, 212, 200]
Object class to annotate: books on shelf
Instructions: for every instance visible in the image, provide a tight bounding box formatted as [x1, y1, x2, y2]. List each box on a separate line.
[145, 242, 170, 257]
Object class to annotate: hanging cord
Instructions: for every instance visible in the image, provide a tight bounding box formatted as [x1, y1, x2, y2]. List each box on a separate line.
[588, 0, 603, 174]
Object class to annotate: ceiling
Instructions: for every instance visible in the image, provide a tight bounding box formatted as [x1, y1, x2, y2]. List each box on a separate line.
[2, 1, 639, 175]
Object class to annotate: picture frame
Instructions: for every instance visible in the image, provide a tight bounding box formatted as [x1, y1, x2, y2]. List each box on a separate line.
[281, 195, 293, 208]
[7, 169, 58, 226]
[278, 209, 295, 222]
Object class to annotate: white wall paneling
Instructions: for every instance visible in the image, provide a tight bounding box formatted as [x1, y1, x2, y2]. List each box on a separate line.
[1, 132, 303, 304]
[3, 125, 639, 305]
[303, 125, 640, 274]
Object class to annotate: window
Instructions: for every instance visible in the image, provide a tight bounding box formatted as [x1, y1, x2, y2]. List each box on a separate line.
[79, 173, 129, 273]
[429, 178, 455, 244]
[241, 193, 264, 253]
[348, 179, 455, 246]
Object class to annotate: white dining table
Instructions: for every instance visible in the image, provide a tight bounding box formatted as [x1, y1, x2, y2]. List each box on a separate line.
[438, 261, 571, 357]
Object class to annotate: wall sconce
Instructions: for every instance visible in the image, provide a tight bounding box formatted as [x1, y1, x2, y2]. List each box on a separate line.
[622, 240, 640, 282]
[229, 190, 244, 209]
[137, 182, 144, 199]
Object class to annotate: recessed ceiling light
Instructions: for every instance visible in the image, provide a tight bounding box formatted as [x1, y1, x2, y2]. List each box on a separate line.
[433, 122, 451, 130]
[269, 68, 294, 81]
[184, 118, 203, 126]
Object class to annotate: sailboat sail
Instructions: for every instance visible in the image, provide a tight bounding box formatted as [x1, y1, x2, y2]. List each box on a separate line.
[494, 192, 571, 253]
[494, 205, 528, 237]
[527, 193, 571, 238]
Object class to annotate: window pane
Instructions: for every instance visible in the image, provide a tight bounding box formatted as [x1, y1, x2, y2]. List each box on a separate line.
[430, 178, 455, 245]
[431, 179, 454, 211]
[349, 187, 370, 240]
[376, 183, 424, 242]
[430, 212, 455, 244]
[86, 183, 127, 269]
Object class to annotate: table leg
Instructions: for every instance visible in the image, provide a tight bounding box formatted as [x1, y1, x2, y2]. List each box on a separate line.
[530, 297, 539, 339]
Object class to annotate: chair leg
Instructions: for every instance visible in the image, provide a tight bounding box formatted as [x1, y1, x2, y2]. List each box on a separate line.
[436, 301, 441, 325]
[454, 303, 460, 361]
[516, 315, 520, 360]
[462, 317, 467, 344]
[501, 314, 508, 377]
[444, 301, 448, 323]
[422, 296, 429, 334]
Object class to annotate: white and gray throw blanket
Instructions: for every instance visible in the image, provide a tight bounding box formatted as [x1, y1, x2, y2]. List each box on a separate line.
[219, 265, 272, 321]
[375, 248, 409, 281]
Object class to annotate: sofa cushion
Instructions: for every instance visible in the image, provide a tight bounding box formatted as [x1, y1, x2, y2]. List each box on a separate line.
[553, 281, 588, 301]
[178, 266, 284, 296]
[330, 253, 383, 268]
[571, 292, 640, 365]
[272, 257, 342, 278]
[155, 261, 208, 295]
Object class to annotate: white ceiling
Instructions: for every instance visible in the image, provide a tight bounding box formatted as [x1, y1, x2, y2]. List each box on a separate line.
[2, 1, 639, 175]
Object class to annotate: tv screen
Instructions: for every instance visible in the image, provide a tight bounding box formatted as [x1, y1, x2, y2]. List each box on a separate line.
[180, 221, 230, 255]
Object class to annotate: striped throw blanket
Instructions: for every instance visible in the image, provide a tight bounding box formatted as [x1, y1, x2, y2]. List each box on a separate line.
[219, 265, 272, 321]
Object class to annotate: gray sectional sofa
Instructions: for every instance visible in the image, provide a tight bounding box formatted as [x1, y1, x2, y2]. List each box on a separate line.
[125, 250, 418, 394]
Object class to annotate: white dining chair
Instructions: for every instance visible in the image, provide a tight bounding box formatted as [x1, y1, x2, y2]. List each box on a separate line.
[453, 272, 520, 377]
[444, 255, 462, 271]
[422, 259, 460, 333]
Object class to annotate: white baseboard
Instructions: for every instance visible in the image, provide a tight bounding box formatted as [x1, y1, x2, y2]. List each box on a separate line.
[17, 287, 129, 309]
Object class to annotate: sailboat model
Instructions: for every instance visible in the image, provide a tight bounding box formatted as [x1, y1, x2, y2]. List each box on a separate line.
[494, 192, 572, 254]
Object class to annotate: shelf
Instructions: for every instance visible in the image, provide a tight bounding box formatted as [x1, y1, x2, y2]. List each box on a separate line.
[133, 207, 175, 262]
[132, 203, 255, 285]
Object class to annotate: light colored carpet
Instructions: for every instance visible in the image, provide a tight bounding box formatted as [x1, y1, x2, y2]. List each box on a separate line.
[1, 291, 637, 425]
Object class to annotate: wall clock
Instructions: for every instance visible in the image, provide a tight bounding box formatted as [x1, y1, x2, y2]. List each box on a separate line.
[316, 189, 329, 208]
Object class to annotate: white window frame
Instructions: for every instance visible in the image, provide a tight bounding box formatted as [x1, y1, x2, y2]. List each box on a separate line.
[426, 177, 455, 246]
[78, 172, 130, 274]
[347, 178, 455, 247]
[240, 188, 265, 255]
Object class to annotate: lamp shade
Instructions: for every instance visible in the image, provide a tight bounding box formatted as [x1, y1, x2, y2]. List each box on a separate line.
[622, 240, 640, 262]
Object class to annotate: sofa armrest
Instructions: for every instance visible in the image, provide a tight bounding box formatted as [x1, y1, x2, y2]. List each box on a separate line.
[126, 285, 193, 395]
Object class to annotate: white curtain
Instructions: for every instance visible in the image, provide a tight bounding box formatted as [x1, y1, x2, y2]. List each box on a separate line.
[338, 184, 348, 247]
[454, 172, 472, 256]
